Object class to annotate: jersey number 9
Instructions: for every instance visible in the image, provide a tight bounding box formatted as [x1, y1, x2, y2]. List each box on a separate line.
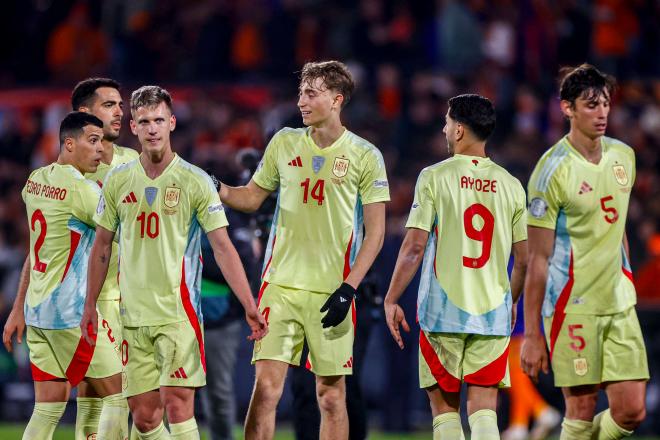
[462, 203, 494, 269]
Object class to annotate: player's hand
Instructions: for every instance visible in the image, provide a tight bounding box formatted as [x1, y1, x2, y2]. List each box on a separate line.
[245, 308, 268, 341]
[320, 283, 356, 328]
[521, 333, 549, 383]
[80, 304, 98, 346]
[384, 301, 410, 349]
[3, 308, 26, 353]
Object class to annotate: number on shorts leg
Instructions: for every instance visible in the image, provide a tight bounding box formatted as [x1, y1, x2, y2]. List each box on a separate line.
[101, 319, 115, 343]
[568, 324, 586, 352]
[121, 340, 129, 366]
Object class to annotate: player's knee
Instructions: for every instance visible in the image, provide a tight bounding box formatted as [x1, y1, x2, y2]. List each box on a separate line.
[253, 376, 284, 408]
[567, 394, 598, 419]
[611, 402, 646, 430]
[316, 385, 345, 415]
[132, 409, 162, 433]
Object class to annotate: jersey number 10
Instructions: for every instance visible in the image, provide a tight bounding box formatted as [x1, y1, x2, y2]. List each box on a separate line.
[462, 203, 494, 269]
[137, 211, 160, 238]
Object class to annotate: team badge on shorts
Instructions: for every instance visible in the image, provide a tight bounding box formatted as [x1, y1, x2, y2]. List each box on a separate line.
[254, 340, 262, 353]
[145, 187, 158, 207]
[312, 156, 325, 174]
[164, 186, 181, 208]
[612, 165, 628, 186]
[573, 357, 588, 376]
[332, 157, 350, 178]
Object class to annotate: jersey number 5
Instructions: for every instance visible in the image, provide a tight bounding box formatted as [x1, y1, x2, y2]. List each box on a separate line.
[600, 195, 619, 224]
[462, 203, 494, 269]
[31, 209, 48, 273]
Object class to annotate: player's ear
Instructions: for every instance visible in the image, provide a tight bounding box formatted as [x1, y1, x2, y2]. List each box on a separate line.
[455, 123, 464, 142]
[130, 119, 138, 135]
[560, 100, 574, 119]
[170, 114, 176, 131]
[78, 106, 90, 114]
[63, 136, 75, 152]
[332, 94, 344, 111]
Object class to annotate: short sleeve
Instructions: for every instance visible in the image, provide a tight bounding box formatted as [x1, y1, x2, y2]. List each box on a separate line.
[405, 170, 435, 232]
[512, 181, 528, 243]
[195, 173, 229, 233]
[252, 133, 280, 192]
[358, 148, 390, 205]
[94, 174, 119, 232]
[527, 162, 563, 230]
[73, 180, 102, 227]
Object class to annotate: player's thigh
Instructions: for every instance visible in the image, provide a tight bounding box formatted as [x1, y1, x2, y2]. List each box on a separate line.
[253, 283, 306, 366]
[97, 299, 123, 355]
[154, 321, 206, 389]
[123, 326, 160, 398]
[418, 331, 466, 392]
[304, 292, 355, 377]
[463, 334, 510, 389]
[602, 307, 649, 383]
[544, 313, 603, 387]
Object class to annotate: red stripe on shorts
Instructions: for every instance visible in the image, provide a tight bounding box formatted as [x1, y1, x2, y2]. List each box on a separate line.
[65, 323, 97, 386]
[419, 331, 461, 393]
[30, 362, 60, 381]
[549, 250, 574, 360]
[463, 341, 510, 386]
[180, 260, 207, 373]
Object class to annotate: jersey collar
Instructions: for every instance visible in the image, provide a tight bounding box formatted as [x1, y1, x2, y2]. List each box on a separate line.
[562, 135, 607, 169]
[137, 153, 180, 181]
[304, 126, 349, 153]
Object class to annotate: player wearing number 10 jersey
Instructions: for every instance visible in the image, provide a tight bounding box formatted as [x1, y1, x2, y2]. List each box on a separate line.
[384, 95, 528, 440]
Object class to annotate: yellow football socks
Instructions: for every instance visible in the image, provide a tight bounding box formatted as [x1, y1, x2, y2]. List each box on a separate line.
[97, 393, 129, 440]
[432, 412, 465, 440]
[169, 418, 199, 440]
[561, 418, 593, 440]
[23, 402, 67, 440]
[75, 397, 103, 440]
[468, 409, 500, 440]
[592, 409, 633, 439]
[136, 421, 171, 440]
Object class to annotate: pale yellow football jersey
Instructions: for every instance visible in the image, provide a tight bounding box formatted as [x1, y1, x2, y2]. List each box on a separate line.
[252, 127, 390, 293]
[527, 136, 636, 317]
[22, 163, 101, 329]
[406, 154, 527, 336]
[85, 144, 139, 301]
[94, 155, 228, 326]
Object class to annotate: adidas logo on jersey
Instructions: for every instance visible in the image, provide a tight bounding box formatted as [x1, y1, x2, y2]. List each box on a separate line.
[169, 367, 188, 379]
[288, 156, 303, 167]
[343, 357, 353, 368]
[578, 181, 593, 195]
[122, 192, 138, 203]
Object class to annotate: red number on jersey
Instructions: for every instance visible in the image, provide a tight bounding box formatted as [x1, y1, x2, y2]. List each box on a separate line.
[101, 319, 115, 343]
[462, 203, 495, 269]
[600, 195, 619, 224]
[568, 324, 586, 352]
[300, 178, 325, 205]
[137, 211, 160, 238]
[31, 209, 48, 273]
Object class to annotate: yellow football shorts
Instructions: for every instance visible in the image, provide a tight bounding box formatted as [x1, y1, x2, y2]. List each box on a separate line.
[419, 331, 510, 391]
[97, 299, 122, 360]
[252, 282, 355, 377]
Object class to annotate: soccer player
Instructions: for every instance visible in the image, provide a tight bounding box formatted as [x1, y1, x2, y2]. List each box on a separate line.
[384, 94, 528, 440]
[72, 77, 139, 439]
[80, 85, 267, 440]
[218, 60, 389, 440]
[521, 64, 648, 439]
[2, 112, 128, 440]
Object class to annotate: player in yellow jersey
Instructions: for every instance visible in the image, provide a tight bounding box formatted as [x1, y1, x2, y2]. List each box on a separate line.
[80, 86, 267, 440]
[2, 112, 128, 440]
[218, 61, 389, 440]
[72, 77, 139, 439]
[384, 94, 528, 440]
[521, 64, 648, 440]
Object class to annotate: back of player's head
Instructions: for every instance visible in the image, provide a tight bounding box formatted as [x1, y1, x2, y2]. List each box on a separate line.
[447, 94, 496, 141]
[130, 85, 173, 115]
[59, 111, 104, 146]
[300, 61, 355, 106]
[71, 78, 121, 110]
[559, 64, 616, 106]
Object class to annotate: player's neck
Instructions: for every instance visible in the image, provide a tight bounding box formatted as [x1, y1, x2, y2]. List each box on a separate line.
[309, 120, 345, 149]
[100, 139, 115, 165]
[567, 129, 602, 164]
[56, 155, 83, 174]
[140, 148, 175, 179]
[454, 141, 486, 158]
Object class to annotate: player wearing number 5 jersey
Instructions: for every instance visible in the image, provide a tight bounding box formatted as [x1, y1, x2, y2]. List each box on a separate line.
[81, 86, 267, 440]
[219, 61, 389, 440]
[384, 94, 528, 440]
[522, 65, 648, 440]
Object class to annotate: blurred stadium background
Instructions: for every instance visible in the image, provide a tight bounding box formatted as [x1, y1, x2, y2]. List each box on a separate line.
[0, 0, 658, 438]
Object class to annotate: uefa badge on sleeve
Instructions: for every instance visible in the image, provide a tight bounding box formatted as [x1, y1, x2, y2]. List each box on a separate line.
[529, 197, 548, 219]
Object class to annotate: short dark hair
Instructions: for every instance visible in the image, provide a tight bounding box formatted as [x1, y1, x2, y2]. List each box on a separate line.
[71, 78, 121, 110]
[130, 85, 173, 115]
[59, 112, 104, 145]
[559, 64, 616, 106]
[448, 94, 496, 141]
[300, 61, 355, 106]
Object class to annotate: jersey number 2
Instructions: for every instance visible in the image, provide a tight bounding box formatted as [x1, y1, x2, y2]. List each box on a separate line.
[462, 203, 494, 269]
[31, 209, 48, 273]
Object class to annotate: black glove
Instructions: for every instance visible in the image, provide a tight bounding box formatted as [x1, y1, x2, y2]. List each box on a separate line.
[320, 283, 356, 328]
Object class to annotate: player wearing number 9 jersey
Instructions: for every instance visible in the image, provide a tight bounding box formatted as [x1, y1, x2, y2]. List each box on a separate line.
[384, 94, 528, 440]
[522, 65, 648, 440]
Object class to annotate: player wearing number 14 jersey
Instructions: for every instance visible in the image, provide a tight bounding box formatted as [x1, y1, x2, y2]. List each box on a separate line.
[384, 95, 528, 440]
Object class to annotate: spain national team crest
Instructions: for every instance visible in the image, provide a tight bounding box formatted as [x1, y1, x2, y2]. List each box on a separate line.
[612, 164, 628, 186]
[164, 186, 181, 208]
[574, 357, 588, 376]
[332, 157, 350, 178]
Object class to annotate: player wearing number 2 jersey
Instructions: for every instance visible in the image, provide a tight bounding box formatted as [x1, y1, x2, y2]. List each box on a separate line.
[219, 61, 389, 440]
[384, 94, 528, 440]
[522, 65, 648, 440]
[80, 86, 267, 440]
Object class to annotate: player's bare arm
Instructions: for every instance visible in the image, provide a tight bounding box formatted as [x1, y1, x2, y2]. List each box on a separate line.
[383, 227, 429, 349]
[509, 239, 528, 330]
[2, 257, 30, 352]
[219, 179, 272, 213]
[344, 202, 385, 289]
[207, 226, 268, 341]
[80, 225, 115, 345]
[521, 226, 554, 382]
